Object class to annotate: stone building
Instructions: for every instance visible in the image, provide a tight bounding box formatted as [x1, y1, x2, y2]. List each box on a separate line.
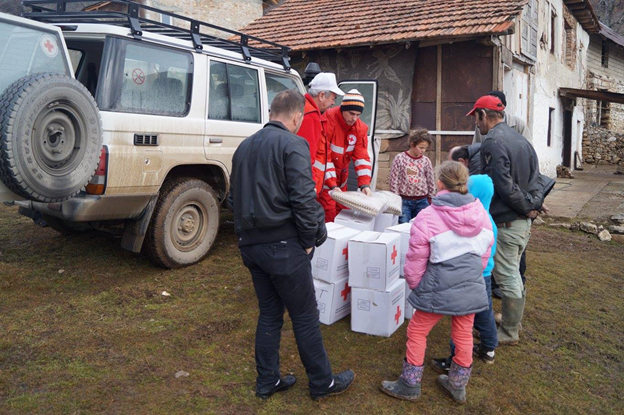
[585, 23, 624, 132]
[241, 0, 604, 182]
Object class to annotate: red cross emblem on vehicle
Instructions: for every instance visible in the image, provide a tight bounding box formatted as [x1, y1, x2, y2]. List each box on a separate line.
[40, 35, 58, 58]
[391, 245, 398, 265]
[394, 305, 402, 324]
[342, 247, 348, 260]
[341, 283, 351, 301]
[44, 40, 54, 52]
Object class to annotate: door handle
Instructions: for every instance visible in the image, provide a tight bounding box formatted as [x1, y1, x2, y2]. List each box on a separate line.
[209, 137, 223, 144]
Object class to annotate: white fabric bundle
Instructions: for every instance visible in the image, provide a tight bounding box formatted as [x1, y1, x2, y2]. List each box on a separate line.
[329, 190, 385, 217]
[372, 191, 402, 215]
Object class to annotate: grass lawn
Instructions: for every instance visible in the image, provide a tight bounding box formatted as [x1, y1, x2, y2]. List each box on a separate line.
[0, 205, 622, 414]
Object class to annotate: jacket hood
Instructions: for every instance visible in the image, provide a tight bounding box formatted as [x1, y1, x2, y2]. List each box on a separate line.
[432, 190, 486, 237]
[468, 174, 494, 211]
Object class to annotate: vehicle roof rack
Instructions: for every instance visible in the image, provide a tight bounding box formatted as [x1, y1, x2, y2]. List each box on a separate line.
[21, 0, 292, 70]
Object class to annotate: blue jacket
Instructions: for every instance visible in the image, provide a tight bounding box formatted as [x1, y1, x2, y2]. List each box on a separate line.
[468, 175, 497, 278]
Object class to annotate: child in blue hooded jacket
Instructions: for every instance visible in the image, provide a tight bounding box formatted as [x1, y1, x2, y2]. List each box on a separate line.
[432, 174, 499, 372]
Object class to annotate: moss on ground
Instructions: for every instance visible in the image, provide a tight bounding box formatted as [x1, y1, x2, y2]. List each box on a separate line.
[0, 206, 622, 414]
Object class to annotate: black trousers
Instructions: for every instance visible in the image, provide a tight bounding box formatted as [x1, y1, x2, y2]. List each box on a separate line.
[240, 237, 333, 394]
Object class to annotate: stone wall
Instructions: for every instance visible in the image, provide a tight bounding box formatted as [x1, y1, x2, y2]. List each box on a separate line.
[583, 126, 624, 165]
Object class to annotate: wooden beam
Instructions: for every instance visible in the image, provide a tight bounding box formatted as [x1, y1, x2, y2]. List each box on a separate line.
[436, 44, 442, 166]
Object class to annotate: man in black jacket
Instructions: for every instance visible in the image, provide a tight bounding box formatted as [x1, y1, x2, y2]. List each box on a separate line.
[467, 95, 543, 346]
[228, 90, 354, 400]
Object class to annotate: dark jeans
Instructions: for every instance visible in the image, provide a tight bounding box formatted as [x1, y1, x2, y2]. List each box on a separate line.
[399, 198, 429, 224]
[491, 249, 527, 291]
[450, 276, 498, 354]
[240, 237, 333, 394]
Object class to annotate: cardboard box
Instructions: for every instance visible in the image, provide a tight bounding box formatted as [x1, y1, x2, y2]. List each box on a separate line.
[348, 231, 401, 291]
[312, 225, 361, 283]
[334, 209, 376, 231]
[373, 212, 399, 232]
[351, 278, 406, 337]
[386, 222, 412, 277]
[402, 277, 415, 319]
[314, 277, 352, 325]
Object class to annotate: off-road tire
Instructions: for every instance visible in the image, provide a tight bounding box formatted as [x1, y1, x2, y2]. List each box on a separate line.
[143, 178, 220, 269]
[0, 73, 103, 202]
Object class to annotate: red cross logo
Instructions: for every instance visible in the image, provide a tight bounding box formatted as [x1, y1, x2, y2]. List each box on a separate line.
[391, 245, 398, 265]
[340, 283, 351, 301]
[342, 247, 348, 260]
[394, 305, 402, 324]
[44, 40, 55, 53]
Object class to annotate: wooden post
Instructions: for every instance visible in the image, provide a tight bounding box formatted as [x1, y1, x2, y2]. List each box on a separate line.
[436, 44, 442, 166]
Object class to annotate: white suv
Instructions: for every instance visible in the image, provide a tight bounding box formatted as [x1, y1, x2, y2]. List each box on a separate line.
[0, 1, 379, 268]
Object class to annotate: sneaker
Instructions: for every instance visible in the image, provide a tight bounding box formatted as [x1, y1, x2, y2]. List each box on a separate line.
[256, 375, 297, 399]
[310, 370, 355, 400]
[431, 357, 452, 375]
[473, 344, 495, 364]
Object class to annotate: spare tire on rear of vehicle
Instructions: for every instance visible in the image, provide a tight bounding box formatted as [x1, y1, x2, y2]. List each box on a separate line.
[0, 73, 103, 202]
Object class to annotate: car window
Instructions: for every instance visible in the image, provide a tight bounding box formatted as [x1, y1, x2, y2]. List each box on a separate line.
[0, 21, 69, 94]
[100, 40, 192, 116]
[67, 49, 83, 75]
[265, 73, 298, 107]
[208, 61, 260, 123]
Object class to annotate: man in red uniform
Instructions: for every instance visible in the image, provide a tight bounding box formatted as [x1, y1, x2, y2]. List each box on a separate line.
[297, 73, 344, 194]
[318, 89, 372, 222]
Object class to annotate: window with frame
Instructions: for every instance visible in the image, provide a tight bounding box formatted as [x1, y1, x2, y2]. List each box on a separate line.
[547, 107, 554, 147]
[550, 10, 556, 55]
[265, 72, 299, 107]
[208, 61, 261, 123]
[601, 40, 609, 68]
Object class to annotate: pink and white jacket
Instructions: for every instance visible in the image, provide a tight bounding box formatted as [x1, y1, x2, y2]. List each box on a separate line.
[404, 190, 494, 316]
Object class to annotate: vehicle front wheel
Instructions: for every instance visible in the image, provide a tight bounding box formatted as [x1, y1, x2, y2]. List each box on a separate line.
[143, 178, 220, 269]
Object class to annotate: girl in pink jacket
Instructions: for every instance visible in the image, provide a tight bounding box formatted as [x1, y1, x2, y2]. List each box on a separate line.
[380, 161, 494, 405]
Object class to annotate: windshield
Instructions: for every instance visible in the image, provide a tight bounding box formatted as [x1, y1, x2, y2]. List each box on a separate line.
[0, 20, 70, 95]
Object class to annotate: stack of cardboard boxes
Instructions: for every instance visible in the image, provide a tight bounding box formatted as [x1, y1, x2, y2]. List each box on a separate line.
[312, 209, 406, 337]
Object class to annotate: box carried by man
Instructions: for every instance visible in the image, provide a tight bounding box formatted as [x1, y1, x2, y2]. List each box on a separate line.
[351, 278, 406, 337]
[348, 231, 401, 292]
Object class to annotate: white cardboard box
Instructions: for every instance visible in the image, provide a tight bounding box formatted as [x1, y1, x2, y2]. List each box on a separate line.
[314, 277, 352, 325]
[348, 231, 401, 291]
[312, 225, 361, 283]
[351, 278, 406, 337]
[334, 209, 376, 231]
[373, 212, 399, 232]
[402, 277, 415, 319]
[386, 222, 412, 277]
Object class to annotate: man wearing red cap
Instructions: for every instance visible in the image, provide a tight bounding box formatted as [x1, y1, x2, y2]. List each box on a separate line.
[467, 95, 543, 346]
[318, 89, 373, 222]
[297, 73, 344, 194]
[472, 91, 532, 144]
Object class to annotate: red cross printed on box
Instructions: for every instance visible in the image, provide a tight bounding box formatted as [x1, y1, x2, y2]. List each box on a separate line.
[341, 283, 351, 302]
[391, 245, 398, 265]
[394, 305, 402, 325]
[342, 247, 348, 260]
[44, 40, 55, 53]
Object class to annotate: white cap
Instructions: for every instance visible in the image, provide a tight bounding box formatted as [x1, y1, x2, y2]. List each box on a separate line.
[309, 72, 345, 96]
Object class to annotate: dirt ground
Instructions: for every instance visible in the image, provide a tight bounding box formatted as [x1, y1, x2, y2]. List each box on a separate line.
[0, 205, 622, 414]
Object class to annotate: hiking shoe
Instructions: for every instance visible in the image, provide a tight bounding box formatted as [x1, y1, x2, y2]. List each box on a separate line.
[431, 357, 452, 375]
[473, 344, 495, 364]
[310, 370, 355, 400]
[256, 375, 297, 399]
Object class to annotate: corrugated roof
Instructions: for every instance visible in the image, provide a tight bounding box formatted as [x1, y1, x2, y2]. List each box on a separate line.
[241, 0, 528, 51]
[600, 22, 624, 49]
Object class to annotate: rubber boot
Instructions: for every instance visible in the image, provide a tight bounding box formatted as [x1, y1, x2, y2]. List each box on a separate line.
[436, 361, 471, 405]
[497, 292, 526, 345]
[380, 358, 423, 401]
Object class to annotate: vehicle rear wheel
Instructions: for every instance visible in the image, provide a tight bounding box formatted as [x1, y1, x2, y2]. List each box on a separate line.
[0, 73, 103, 202]
[143, 178, 220, 269]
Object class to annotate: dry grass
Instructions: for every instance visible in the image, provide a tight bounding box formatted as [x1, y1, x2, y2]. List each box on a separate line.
[0, 205, 622, 414]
